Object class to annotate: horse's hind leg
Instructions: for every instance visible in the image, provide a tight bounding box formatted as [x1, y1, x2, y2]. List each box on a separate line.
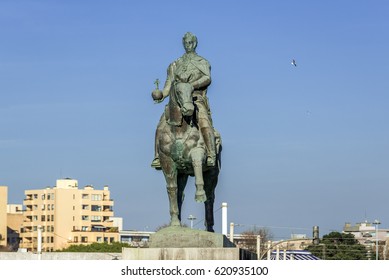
[203, 168, 219, 232]
[177, 173, 188, 222]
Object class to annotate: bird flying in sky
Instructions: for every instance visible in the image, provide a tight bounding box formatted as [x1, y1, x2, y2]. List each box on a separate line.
[291, 59, 297, 67]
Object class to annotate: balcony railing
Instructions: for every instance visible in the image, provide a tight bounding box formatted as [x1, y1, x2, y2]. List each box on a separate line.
[19, 242, 34, 249]
[71, 227, 118, 233]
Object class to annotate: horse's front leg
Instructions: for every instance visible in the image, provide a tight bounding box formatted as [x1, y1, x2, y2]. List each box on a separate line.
[166, 176, 180, 226]
[161, 156, 180, 226]
[191, 147, 206, 203]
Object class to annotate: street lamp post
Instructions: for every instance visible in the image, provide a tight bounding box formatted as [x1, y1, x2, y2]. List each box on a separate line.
[373, 219, 381, 260]
[187, 215, 196, 229]
[37, 225, 42, 260]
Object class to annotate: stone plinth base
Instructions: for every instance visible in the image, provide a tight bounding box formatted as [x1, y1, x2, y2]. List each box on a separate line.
[122, 227, 256, 260]
[148, 226, 235, 248]
[122, 247, 241, 260]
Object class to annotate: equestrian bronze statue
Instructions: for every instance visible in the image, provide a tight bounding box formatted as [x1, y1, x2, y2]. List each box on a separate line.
[151, 32, 221, 232]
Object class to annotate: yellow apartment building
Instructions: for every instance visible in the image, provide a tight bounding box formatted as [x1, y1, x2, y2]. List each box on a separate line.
[7, 204, 24, 250]
[20, 178, 118, 252]
[0, 186, 7, 247]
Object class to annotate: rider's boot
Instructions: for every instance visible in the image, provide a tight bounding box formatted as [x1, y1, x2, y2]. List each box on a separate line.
[151, 157, 161, 169]
[151, 129, 162, 170]
[201, 127, 217, 167]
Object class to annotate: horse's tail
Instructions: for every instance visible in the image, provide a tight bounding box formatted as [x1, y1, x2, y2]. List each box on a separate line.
[214, 128, 222, 170]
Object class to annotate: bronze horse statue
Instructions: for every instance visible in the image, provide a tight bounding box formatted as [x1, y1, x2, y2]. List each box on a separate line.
[156, 82, 221, 232]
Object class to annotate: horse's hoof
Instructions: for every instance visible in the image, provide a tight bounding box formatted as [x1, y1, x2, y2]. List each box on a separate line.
[170, 218, 181, 227]
[195, 191, 206, 203]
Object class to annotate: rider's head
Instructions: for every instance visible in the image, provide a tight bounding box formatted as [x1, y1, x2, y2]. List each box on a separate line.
[182, 32, 198, 53]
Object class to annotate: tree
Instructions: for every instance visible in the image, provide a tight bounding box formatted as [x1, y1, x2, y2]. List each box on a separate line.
[57, 242, 132, 252]
[238, 227, 274, 254]
[305, 231, 367, 260]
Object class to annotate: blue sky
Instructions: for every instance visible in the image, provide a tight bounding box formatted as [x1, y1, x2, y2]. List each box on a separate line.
[1, 0, 389, 239]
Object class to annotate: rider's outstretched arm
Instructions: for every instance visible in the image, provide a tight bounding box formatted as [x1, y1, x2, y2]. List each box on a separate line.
[161, 62, 176, 99]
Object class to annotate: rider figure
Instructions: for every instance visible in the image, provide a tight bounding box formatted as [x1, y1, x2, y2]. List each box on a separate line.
[151, 32, 217, 169]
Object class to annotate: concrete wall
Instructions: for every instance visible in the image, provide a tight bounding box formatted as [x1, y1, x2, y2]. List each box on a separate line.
[0, 249, 255, 260]
[122, 247, 242, 260]
[0, 252, 121, 260]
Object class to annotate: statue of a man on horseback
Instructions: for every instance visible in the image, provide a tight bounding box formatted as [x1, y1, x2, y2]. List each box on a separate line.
[151, 32, 217, 169]
[151, 32, 222, 232]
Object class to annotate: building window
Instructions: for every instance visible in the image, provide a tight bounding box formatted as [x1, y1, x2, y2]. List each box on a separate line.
[82, 194, 89, 199]
[41, 194, 45, 200]
[33, 194, 38, 199]
[33, 226, 37, 232]
[82, 216, 89, 221]
[91, 225, 104, 232]
[41, 215, 45, 222]
[91, 216, 101, 222]
[33, 205, 38, 210]
[33, 215, 38, 221]
[91, 205, 101, 212]
[51, 204, 54, 211]
[51, 193, 55, 200]
[81, 226, 89, 231]
[51, 215, 54, 222]
[96, 237, 102, 243]
[121, 236, 131, 243]
[110, 237, 115, 243]
[74, 236, 78, 243]
[82, 205, 89, 210]
[41, 204, 45, 210]
[81, 236, 88, 243]
[91, 194, 102, 201]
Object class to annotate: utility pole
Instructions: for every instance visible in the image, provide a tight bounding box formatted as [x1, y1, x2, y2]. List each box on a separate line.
[256, 235, 261, 260]
[229, 222, 234, 242]
[187, 215, 196, 229]
[373, 219, 381, 260]
[37, 225, 42, 260]
[222, 202, 228, 235]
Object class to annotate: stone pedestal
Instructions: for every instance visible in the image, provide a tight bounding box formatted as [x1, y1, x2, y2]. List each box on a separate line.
[148, 226, 235, 248]
[121, 226, 256, 260]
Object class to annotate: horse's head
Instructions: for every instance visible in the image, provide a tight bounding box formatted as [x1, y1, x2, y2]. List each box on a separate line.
[174, 82, 194, 117]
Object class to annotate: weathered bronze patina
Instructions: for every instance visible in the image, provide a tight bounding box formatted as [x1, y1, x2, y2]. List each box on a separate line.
[151, 32, 221, 232]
